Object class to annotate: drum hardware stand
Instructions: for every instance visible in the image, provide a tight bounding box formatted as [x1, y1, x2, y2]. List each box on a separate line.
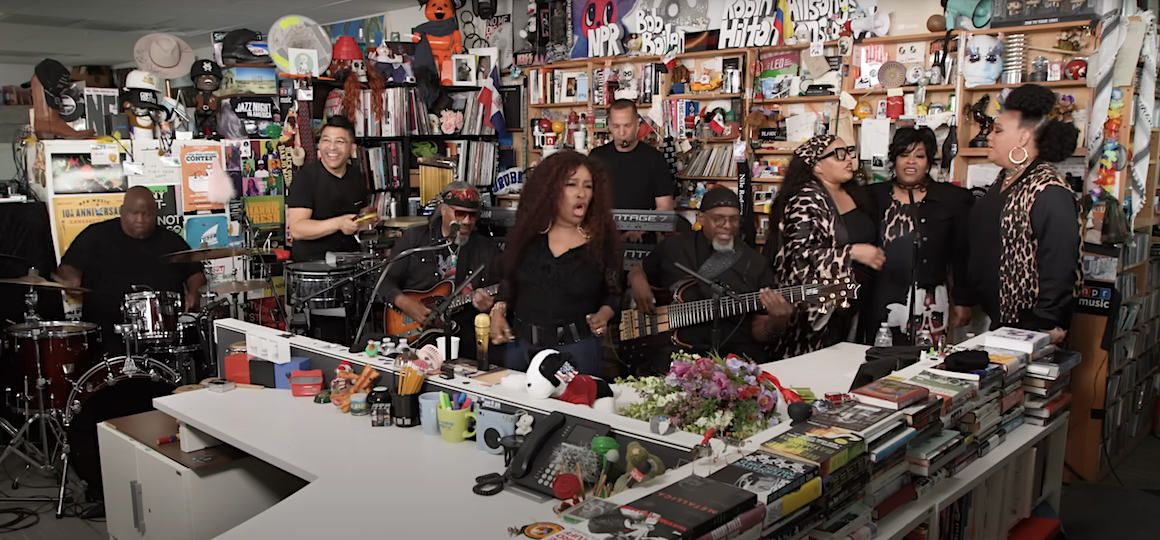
[0, 326, 67, 512]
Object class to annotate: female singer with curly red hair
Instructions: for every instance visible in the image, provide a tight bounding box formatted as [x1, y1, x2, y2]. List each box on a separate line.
[490, 151, 622, 376]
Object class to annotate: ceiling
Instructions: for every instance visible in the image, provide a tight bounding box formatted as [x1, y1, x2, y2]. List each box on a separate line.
[0, 0, 413, 65]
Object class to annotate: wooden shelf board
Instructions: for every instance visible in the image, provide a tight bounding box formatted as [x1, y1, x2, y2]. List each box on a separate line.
[676, 49, 749, 60]
[666, 92, 742, 100]
[853, 84, 957, 95]
[529, 102, 595, 109]
[970, 20, 1096, 36]
[678, 175, 737, 181]
[753, 148, 795, 154]
[754, 95, 839, 104]
[962, 80, 1090, 91]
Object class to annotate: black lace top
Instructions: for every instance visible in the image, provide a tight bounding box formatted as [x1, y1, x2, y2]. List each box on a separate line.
[497, 235, 621, 327]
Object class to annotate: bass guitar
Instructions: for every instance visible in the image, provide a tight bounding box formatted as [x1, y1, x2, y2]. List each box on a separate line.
[384, 281, 499, 341]
[617, 277, 859, 354]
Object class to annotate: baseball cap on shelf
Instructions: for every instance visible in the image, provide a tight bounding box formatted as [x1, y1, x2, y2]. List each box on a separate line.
[123, 70, 160, 92]
[21, 59, 73, 110]
[123, 88, 165, 111]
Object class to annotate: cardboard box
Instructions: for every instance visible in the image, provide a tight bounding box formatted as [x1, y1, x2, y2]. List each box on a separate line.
[274, 357, 312, 390]
[219, 66, 278, 96]
[71, 66, 112, 88]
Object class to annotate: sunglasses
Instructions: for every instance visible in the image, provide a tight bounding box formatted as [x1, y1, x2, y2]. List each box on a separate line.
[818, 146, 857, 162]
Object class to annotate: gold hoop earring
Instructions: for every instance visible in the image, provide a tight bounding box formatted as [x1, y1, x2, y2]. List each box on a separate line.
[1009, 146, 1029, 165]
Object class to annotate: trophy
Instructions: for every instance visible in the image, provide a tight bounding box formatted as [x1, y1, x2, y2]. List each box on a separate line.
[965, 95, 994, 148]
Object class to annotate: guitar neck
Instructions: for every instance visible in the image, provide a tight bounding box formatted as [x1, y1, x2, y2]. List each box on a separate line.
[448, 284, 500, 310]
[619, 284, 809, 340]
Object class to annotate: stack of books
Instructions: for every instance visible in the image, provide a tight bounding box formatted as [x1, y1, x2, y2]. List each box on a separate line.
[1023, 349, 1079, 427]
[905, 429, 966, 477]
[887, 371, 977, 426]
[850, 379, 930, 410]
[707, 452, 820, 531]
[759, 424, 868, 538]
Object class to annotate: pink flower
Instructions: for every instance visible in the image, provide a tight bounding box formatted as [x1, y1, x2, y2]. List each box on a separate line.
[712, 371, 732, 396]
[695, 357, 717, 376]
[757, 390, 776, 413]
[670, 361, 692, 378]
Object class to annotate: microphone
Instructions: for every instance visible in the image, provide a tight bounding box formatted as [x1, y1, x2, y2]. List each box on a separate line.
[203, 296, 230, 311]
[324, 251, 373, 267]
[624, 459, 653, 490]
[475, 313, 490, 371]
[619, 140, 631, 148]
[448, 221, 462, 246]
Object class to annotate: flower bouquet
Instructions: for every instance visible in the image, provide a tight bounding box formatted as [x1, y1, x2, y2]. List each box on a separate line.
[616, 352, 780, 438]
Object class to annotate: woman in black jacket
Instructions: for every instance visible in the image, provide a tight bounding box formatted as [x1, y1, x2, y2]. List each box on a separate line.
[863, 127, 974, 345]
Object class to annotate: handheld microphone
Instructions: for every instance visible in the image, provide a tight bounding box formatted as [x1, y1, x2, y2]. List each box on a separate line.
[624, 459, 653, 489]
[448, 221, 461, 244]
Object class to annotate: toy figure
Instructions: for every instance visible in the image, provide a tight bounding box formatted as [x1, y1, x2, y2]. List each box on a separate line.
[328, 36, 386, 125]
[965, 95, 994, 148]
[1024, 0, 1041, 13]
[121, 69, 167, 139]
[611, 442, 665, 494]
[1006, 0, 1022, 17]
[190, 59, 222, 139]
[373, 42, 416, 83]
[625, 33, 642, 56]
[413, 0, 464, 90]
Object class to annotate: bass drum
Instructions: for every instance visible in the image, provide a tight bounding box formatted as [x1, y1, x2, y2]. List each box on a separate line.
[65, 357, 179, 498]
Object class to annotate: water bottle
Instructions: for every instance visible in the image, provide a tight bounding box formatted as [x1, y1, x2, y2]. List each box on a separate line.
[874, 323, 893, 347]
[916, 329, 934, 349]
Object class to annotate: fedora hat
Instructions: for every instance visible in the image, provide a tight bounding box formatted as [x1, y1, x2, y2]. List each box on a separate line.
[134, 33, 195, 79]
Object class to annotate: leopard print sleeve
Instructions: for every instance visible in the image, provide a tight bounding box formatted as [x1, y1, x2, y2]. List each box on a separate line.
[774, 186, 854, 287]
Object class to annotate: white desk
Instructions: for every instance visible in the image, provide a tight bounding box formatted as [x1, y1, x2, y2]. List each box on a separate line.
[137, 320, 1066, 539]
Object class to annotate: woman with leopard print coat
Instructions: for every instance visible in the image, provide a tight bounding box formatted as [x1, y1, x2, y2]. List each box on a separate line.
[765, 135, 885, 358]
[959, 84, 1083, 344]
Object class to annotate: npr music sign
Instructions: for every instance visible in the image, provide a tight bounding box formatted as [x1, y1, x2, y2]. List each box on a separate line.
[719, 0, 856, 49]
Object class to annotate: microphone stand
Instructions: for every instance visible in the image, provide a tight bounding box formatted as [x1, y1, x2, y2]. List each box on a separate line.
[418, 264, 486, 355]
[906, 188, 920, 346]
[342, 240, 454, 353]
[674, 262, 743, 353]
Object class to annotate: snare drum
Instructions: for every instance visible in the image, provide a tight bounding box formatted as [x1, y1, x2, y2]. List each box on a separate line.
[5, 321, 99, 409]
[285, 261, 356, 310]
[123, 291, 182, 344]
[144, 314, 207, 385]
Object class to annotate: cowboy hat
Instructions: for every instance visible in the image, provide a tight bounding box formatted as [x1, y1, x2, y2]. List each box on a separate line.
[134, 33, 195, 79]
[267, 14, 332, 72]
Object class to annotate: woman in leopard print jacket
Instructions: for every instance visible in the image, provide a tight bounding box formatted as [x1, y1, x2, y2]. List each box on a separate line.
[765, 135, 885, 358]
[959, 84, 1083, 344]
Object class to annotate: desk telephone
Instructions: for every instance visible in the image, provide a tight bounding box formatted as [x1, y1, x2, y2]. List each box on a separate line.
[505, 411, 611, 497]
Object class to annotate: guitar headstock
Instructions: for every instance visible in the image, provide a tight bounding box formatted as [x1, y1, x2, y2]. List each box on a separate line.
[804, 277, 861, 312]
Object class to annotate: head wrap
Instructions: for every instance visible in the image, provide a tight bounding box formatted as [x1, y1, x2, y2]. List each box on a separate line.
[700, 186, 740, 211]
[793, 134, 838, 168]
[440, 181, 481, 211]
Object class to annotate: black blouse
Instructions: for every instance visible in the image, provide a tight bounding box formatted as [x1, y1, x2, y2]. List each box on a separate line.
[866, 181, 975, 295]
[497, 235, 621, 327]
[964, 182, 1079, 330]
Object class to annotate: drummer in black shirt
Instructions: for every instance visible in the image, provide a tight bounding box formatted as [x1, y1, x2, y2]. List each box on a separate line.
[55, 186, 205, 356]
[286, 115, 375, 262]
[627, 187, 792, 372]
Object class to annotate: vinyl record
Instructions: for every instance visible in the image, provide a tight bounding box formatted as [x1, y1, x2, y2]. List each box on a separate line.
[57, 86, 85, 122]
[879, 61, 907, 88]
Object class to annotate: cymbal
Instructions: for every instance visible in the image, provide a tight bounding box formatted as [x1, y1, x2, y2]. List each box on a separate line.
[161, 247, 250, 263]
[0, 274, 88, 292]
[378, 216, 429, 228]
[209, 280, 268, 294]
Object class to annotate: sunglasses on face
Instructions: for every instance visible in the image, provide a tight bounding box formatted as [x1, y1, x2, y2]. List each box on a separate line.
[818, 146, 857, 162]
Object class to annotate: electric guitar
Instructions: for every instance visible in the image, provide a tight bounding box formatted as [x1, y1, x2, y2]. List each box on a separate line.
[617, 277, 859, 355]
[383, 281, 500, 341]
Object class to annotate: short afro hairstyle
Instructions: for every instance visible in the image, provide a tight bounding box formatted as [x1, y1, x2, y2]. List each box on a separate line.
[1004, 84, 1079, 163]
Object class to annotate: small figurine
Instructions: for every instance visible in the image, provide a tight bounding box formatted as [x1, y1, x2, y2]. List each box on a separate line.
[612, 442, 665, 494]
[412, 0, 464, 90]
[365, 339, 378, 357]
[190, 60, 222, 139]
[965, 95, 994, 148]
[331, 361, 354, 394]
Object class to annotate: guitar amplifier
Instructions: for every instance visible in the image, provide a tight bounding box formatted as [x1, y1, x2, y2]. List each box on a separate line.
[479, 208, 679, 232]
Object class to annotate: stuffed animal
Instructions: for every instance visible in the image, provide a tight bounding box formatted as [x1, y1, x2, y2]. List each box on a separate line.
[515, 413, 535, 436]
[522, 349, 619, 413]
[611, 442, 665, 494]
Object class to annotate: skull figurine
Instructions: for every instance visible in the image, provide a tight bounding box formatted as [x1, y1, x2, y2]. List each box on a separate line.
[351, 59, 368, 83]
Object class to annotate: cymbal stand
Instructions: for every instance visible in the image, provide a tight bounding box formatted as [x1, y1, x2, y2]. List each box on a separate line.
[0, 325, 65, 512]
[24, 284, 41, 322]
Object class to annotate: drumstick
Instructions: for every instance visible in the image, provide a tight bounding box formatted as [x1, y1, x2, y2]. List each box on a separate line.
[353, 213, 377, 224]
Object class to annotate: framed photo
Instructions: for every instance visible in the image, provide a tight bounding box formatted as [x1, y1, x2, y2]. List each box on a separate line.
[471, 47, 498, 84]
[288, 48, 319, 77]
[451, 54, 477, 86]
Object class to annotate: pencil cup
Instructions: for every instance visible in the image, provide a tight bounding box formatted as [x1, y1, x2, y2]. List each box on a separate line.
[436, 408, 477, 443]
[391, 393, 421, 427]
[418, 392, 442, 435]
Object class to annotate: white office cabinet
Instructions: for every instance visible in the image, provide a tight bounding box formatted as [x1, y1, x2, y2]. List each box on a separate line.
[98, 422, 304, 540]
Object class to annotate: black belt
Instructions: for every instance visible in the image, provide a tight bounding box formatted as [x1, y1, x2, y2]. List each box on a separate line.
[513, 318, 593, 347]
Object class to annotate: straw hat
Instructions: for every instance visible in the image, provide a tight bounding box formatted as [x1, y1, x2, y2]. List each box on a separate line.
[134, 33, 195, 79]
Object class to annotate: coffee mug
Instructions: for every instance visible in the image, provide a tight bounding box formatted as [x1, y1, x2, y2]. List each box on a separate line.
[436, 408, 477, 443]
[419, 392, 442, 436]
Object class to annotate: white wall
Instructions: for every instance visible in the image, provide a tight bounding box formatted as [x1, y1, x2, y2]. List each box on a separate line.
[0, 63, 34, 87]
